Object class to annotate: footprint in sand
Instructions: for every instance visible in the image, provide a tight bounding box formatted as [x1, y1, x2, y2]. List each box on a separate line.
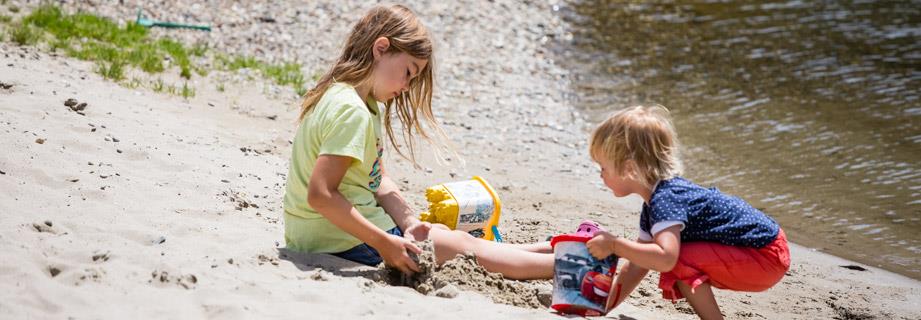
[0, 81, 13, 93]
[31, 220, 60, 234]
[75, 268, 105, 285]
[256, 254, 280, 266]
[91, 251, 110, 263]
[149, 269, 198, 289]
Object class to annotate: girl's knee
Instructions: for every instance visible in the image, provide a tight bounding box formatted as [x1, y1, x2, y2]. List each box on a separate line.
[430, 229, 476, 262]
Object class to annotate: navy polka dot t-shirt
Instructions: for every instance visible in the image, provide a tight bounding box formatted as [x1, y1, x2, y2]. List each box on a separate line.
[638, 177, 780, 248]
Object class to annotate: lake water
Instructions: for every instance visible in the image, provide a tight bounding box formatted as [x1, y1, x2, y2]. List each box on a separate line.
[555, 0, 921, 279]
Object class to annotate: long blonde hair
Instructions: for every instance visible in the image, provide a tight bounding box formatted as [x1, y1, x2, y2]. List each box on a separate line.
[589, 105, 683, 187]
[299, 4, 439, 164]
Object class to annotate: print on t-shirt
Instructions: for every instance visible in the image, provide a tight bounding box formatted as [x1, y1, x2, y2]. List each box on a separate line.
[368, 139, 383, 190]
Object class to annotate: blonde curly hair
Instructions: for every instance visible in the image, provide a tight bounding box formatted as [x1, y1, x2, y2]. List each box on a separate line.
[589, 105, 683, 187]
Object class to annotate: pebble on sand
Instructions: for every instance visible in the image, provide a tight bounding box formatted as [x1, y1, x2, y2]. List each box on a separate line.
[434, 284, 460, 299]
[48, 266, 62, 277]
[64, 98, 88, 114]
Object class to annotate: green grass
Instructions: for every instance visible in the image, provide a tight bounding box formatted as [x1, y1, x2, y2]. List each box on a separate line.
[7, 5, 310, 97]
[190, 43, 207, 57]
[216, 54, 307, 95]
[0, 14, 12, 24]
[129, 78, 194, 99]
[18, 5, 199, 80]
[180, 82, 195, 98]
[9, 23, 39, 45]
[125, 77, 143, 89]
[151, 79, 165, 92]
[96, 60, 125, 81]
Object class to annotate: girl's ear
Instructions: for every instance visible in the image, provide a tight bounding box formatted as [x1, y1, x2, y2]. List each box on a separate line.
[372, 37, 391, 60]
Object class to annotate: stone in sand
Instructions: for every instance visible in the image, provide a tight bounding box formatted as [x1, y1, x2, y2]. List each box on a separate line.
[434, 284, 460, 298]
[48, 266, 61, 277]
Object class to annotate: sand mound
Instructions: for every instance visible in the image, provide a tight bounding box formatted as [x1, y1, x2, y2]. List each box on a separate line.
[379, 240, 544, 309]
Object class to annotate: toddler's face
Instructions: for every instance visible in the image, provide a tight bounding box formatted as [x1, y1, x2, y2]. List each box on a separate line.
[597, 160, 635, 198]
[372, 51, 426, 102]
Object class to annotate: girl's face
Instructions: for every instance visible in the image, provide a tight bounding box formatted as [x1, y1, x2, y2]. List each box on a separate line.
[598, 160, 641, 198]
[371, 38, 427, 102]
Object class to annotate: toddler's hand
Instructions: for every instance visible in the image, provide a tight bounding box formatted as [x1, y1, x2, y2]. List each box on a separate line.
[586, 231, 618, 259]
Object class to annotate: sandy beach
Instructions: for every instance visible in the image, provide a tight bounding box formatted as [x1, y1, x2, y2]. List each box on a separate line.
[1, 1, 920, 319]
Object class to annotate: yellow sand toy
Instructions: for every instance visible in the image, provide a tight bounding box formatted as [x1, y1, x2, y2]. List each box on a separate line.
[419, 176, 503, 242]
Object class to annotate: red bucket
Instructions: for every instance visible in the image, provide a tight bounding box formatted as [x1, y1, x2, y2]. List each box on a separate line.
[549, 234, 619, 316]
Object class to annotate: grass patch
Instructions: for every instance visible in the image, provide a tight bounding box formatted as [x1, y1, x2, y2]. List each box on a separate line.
[0, 14, 12, 24]
[124, 77, 143, 89]
[95, 60, 125, 81]
[216, 54, 307, 95]
[121, 78, 194, 99]
[7, 5, 310, 97]
[180, 82, 195, 99]
[9, 22, 39, 45]
[17, 5, 203, 80]
[151, 79, 165, 92]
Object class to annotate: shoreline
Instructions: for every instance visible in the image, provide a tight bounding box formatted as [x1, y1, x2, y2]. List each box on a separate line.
[1, 1, 920, 319]
[551, 0, 921, 281]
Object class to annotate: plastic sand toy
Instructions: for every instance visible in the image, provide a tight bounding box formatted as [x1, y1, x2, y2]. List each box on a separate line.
[419, 176, 503, 241]
[136, 9, 211, 31]
[550, 233, 620, 316]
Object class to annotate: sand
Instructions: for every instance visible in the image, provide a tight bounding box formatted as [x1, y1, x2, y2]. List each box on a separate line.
[380, 240, 546, 309]
[2, 1, 921, 319]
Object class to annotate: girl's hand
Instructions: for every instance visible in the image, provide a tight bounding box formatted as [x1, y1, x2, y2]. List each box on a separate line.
[403, 221, 432, 241]
[377, 234, 423, 275]
[587, 231, 618, 259]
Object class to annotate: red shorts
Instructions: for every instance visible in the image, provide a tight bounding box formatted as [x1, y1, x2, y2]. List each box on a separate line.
[659, 229, 791, 300]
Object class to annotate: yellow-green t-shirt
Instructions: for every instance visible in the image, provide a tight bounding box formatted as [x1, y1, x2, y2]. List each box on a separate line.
[283, 82, 395, 253]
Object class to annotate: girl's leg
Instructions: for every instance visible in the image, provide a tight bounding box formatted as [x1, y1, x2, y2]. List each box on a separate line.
[501, 241, 552, 253]
[433, 222, 552, 253]
[606, 261, 649, 311]
[429, 228, 554, 280]
[675, 281, 723, 320]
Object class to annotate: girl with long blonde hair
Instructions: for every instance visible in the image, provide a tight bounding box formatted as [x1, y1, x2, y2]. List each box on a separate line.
[283, 4, 558, 278]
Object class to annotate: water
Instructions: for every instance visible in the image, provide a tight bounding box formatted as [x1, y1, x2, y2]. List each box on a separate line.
[555, 0, 921, 279]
